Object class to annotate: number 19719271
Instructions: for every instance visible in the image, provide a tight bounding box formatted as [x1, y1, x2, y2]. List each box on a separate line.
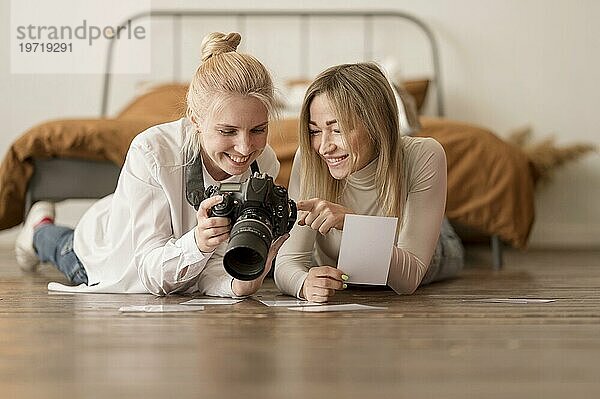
[19, 42, 73, 52]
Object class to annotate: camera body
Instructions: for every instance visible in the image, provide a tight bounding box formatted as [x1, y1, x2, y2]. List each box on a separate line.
[205, 173, 297, 281]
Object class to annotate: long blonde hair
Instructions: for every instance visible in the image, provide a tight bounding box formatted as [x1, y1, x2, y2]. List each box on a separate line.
[299, 62, 405, 219]
[183, 32, 276, 158]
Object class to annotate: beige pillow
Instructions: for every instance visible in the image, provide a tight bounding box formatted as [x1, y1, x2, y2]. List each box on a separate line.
[402, 79, 429, 113]
[116, 83, 188, 123]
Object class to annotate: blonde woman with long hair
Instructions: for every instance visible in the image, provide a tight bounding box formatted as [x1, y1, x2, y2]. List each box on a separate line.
[15, 32, 287, 297]
[275, 62, 463, 302]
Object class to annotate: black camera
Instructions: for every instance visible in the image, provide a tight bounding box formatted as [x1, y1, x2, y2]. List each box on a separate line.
[205, 173, 297, 281]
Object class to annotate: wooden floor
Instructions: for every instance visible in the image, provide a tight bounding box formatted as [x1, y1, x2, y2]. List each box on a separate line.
[1, 246, 599, 399]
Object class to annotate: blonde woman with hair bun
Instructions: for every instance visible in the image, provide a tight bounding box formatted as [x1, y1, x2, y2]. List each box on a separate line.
[275, 62, 464, 302]
[15, 32, 287, 297]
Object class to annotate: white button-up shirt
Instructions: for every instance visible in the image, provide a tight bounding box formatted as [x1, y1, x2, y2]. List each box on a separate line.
[48, 118, 279, 296]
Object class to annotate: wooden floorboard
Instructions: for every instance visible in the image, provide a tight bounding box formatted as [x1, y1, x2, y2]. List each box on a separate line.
[1, 246, 599, 398]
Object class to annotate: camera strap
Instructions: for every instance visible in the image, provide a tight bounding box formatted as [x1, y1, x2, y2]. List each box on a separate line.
[185, 151, 259, 210]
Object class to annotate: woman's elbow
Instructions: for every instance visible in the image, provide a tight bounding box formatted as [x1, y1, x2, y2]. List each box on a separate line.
[390, 281, 419, 295]
[143, 279, 169, 296]
[138, 270, 172, 296]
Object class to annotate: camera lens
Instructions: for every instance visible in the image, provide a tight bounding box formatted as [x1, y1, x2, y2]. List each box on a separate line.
[223, 209, 273, 281]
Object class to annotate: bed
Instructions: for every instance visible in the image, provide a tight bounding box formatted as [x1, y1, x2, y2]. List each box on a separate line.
[0, 9, 537, 268]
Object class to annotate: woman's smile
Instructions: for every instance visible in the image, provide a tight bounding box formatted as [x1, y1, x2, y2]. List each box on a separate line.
[323, 154, 349, 167]
[225, 152, 252, 165]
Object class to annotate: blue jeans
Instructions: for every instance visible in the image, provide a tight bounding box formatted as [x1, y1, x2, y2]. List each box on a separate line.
[421, 218, 464, 285]
[33, 225, 88, 285]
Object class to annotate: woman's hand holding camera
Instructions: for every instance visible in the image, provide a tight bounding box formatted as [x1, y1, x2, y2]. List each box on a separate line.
[297, 198, 354, 234]
[231, 233, 290, 296]
[194, 195, 231, 253]
[301, 266, 348, 303]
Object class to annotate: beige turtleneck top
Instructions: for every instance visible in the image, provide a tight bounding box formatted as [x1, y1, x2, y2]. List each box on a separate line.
[274, 136, 447, 298]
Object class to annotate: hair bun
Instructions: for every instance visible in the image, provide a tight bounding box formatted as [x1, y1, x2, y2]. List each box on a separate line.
[200, 32, 241, 62]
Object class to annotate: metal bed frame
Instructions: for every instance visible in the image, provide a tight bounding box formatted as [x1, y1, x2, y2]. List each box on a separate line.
[25, 9, 503, 268]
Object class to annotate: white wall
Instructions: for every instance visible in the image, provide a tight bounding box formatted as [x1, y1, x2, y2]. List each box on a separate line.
[1, 0, 598, 248]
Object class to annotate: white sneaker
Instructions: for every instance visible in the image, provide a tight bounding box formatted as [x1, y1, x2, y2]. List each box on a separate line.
[15, 201, 55, 272]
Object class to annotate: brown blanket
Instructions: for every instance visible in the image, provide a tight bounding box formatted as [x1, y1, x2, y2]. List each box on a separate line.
[0, 85, 535, 248]
[0, 118, 157, 230]
[418, 118, 535, 248]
